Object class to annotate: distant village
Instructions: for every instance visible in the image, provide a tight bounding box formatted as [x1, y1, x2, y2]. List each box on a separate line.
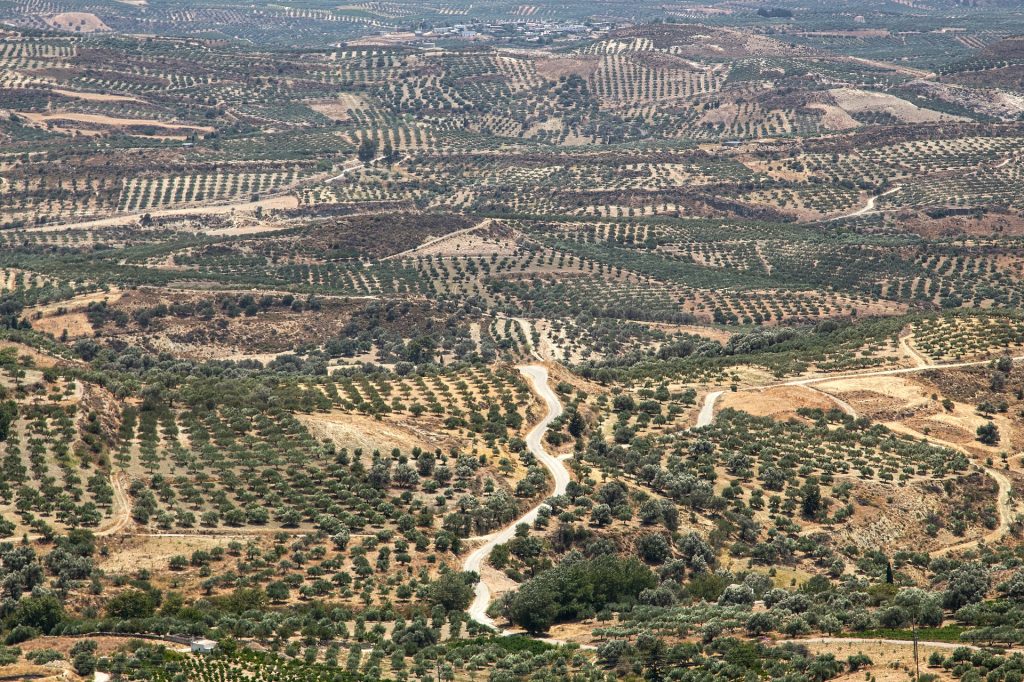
[354, 18, 620, 48]
[430, 19, 612, 41]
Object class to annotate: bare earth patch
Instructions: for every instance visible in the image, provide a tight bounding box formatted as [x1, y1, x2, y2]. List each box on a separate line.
[99, 533, 240, 574]
[27, 289, 121, 340]
[718, 385, 836, 419]
[813, 374, 935, 420]
[44, 11, 110, 32]
[298, 410, 445, 455]
[807, 102, 861, 131]
[534, 54, 601, 81]
[50, 88, 146, 103]
[309, 93, 366, 121]
[15, 111, 214, 134]
[829, 88, 965, 123]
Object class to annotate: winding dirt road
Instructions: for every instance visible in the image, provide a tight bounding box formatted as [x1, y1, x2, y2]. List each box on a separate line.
[803, 385, 858, 418]
[883, 424, 1014, 557]
[696, 354, 1024, 428]
[22, 472, 130, 542]
[934, 465, 1012, 557]
[464, 364, 567, 629]
[828, 185, 901, 221]
[695, 355, 1017, 558]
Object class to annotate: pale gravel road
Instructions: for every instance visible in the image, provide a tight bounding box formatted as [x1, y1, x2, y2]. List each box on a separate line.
[464, 364, 566, 629]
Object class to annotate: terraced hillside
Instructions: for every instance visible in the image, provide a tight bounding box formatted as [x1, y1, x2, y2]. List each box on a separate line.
[0, 1, 1024, 681]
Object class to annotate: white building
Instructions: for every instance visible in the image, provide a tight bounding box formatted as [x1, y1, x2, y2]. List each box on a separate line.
[191, 639, 217, 654]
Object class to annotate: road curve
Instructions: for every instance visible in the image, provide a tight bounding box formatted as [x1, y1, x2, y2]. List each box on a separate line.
[803, 385, 858, 418]
[693, 364, 1015, 557]
[898, 333, 930, 368]
[696, 390, 724, 427]
[22, 472, 130, 542]
[932, 464, 1012, 557]
[827, 185, 900, 221]
[694, 355, 1024, 429]
[883, 424, 1014, 557]
[464, 364, 567, 629]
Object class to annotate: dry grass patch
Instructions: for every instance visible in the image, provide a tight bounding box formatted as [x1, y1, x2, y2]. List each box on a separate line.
[814, 374, 934, 420]
[806, 102, 861, 131]
[98, 533, 242, 574]
[44, 12, 110, 32]
[0, 661, 72, 681]
[829, 88, 964, 123]
[534, 55, 601, 81]
[15, 111, 214, 135]
[718, 385, 837, 420]
[27, 289, 121, 340]
[800, 640, 958, 682]
[298, 409, 446, 455]
[308, 93, 366, 121]
[31, 311, 92, 339]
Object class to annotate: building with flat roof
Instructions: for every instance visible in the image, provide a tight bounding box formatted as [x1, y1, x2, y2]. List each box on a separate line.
[191, 639, 217, 654]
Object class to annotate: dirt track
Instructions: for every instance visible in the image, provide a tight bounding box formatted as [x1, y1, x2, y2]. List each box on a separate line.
[696, 390, 723, 427]
[464, 364, 566, 630]
[898, 333, 931, 367]
[20, 194, 299, 233]
[94, 473, 132, 537]
[827, 185, 900, 221]
[24, 472, 130, 542]
[884, 423, 1014, 557]
[384, 218, 492, 261]
[795, 636, 981, 651]
[695, 353, 1017, 558]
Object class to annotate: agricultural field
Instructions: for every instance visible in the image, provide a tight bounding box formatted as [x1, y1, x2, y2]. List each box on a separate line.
[2, 0, 1024, 681]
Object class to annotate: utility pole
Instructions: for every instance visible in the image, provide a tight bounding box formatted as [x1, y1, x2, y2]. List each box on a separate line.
[912, 617, 919, 681]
